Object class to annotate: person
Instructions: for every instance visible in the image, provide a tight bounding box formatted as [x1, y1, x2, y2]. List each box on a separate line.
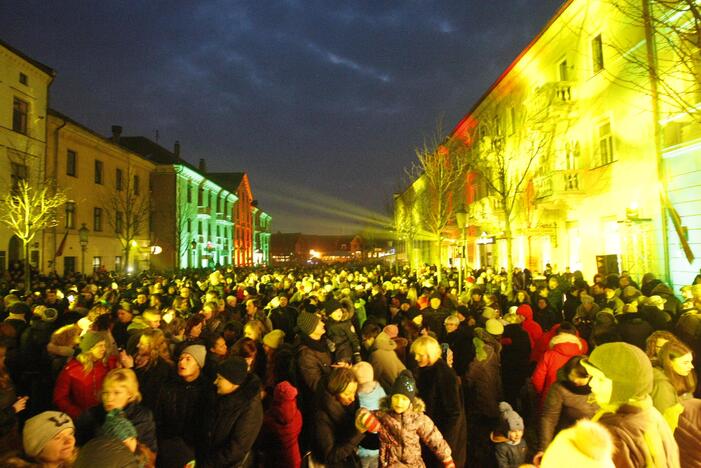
[366, 331, 406, 393]
[75, 368, 157, 455]
[582, 342, 680, 468]
[490, 401, 527, 468]
[53, 330, 118, 419]
[516, 304, 543, 360]
[198, 356, 264, 468]
[352, 361, 386, 468]
[325, 299, 361, 364]
[76, 410, 147, 467]
[0, 343, 27, 455]
[538, 355, 598, 452]
[268, 294, 298, 342]
[261, 381, 303, 468]
[411, 336, 467, 468]
[20, 411, 77, 467]
[128, 328, 173, 411]
[651, 340, 696, 431]
[355, 370, 455, 468]
[312, 367, 365, 467]
[295, 308, 332, 413]
[539, 419, 615, 468]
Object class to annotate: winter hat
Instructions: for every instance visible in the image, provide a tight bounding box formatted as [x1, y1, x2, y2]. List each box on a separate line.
[273, 380, 298, 402]
[102, 410, 137, 442]
[352, 361, 376, 393]
[620, 286, 641, 303]
[324, 299, 343, 316]
[263, 329, 285, 349]
[217, 356, 249, 385]
[482, 307, 497, 320]
[42, 307, 58, 322]
[604, 276, 619, 290]
[23, 411, 75, 458]
[79, 330, 108, 353]
[541, 419, 615, 468]
[10, 301, 31, 317]
[383, 324, 399, 338]
[297, 310, 321, 336]
[498, 401, 524, 431]
[182, 344, 206, 368]
[580, 294, 594, 304]
[503, 312, 521, 324]
[485, 318, 504, 336]
[583, 342, 653, 404]
[390, 370, 417, 402]
[645, 295, 666, 310]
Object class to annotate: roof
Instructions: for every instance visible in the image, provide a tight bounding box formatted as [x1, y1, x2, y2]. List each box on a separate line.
[119, 136, 181, 165]
[0, 39, 55, 77]
[208, 172, 245, 192]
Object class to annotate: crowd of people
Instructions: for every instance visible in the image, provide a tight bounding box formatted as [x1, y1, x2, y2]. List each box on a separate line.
[0, 263, 699, 467]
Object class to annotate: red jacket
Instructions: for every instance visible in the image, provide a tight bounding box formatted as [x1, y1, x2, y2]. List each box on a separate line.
[531, 333, 586, 403]
[516, 304, 543, 360]
[532, 323, 589, 363]
[53, 356, 118, 419]
[262, 381, 303, 468]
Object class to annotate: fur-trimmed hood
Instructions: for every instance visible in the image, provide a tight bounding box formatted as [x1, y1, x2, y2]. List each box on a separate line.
[549, 332, 583, 350]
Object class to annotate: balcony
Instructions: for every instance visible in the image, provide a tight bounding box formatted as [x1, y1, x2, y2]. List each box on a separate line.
[534, 170, 583, 200]
[528, 81, 578, 122]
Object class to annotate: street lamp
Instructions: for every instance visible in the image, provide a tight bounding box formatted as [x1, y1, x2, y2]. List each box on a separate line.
[455, 204, 468, 295]
[78, 223, 89, 274]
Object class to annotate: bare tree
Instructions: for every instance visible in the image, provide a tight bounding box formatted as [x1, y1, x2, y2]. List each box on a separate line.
[1, 180, 67, 292]
[405, 124, 470, 283]
[101, 167, 149, 272]
[176, 203, 196, 269]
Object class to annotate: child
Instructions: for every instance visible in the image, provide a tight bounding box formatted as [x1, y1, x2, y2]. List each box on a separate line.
[355, 370, 455, 468]
[325, 299, 361, 363]
[352, 361, 386, 468]
[261, 381, 303, 468]
[490, 401, 527, 468]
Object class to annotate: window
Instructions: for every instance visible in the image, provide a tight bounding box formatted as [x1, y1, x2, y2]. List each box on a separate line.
[92, 256, 101, 272]
[19, 73, 28, 85]
[65, 201, 76, 229]
[93, 207, 103, 231]
[133, 175, 140, 195]
[115, 256, 122, 272]
[94, 160, 103, 184]
[559, 59, 569, 81]
[10, 163, 27, 193]
[187, 184, 192, 203]
[592, 34, 604, 74]
[115, 211, 123, 234]
[116, 168, 123, 191]
[597, 120, 615, 166]
[198, 186, 204, 206]
[12, 97, 28, 134]
[187, 219, 192, 233]
[67, 150, 77, 177]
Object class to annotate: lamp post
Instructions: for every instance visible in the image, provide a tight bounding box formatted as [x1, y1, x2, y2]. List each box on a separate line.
[78, 223, 89, 274]
[455, 204, 467, 295]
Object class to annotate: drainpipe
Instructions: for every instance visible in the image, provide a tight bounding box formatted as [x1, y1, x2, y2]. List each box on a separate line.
[51, 116, 67, 273]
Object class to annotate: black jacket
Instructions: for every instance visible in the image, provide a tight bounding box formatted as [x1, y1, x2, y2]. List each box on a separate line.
[312, 385, 364, 468]
[76, 402, 158, 453]
[198, 373, 264, 468]
[135, 357, 172, 411]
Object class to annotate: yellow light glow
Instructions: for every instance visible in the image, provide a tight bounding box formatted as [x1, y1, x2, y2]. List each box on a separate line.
[131, 240, 139, 247]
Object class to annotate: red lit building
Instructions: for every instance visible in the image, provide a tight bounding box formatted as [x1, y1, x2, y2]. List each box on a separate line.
[209, 172, 254, 266]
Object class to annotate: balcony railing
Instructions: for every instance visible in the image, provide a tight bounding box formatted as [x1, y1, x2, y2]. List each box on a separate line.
[534, 170, 582, 199]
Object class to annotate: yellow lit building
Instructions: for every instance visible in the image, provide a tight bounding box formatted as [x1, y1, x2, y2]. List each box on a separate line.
[44, 111, 155, 274]
[0, 40, 54, 273]
[397, 0, 701, 289]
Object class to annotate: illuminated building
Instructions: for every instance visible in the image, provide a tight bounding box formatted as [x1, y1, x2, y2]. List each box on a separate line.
[271, 233, 362, 264]
[252, 204, 272, 265]
[44, 112, 154, 274]
[396, 0, 700, 288]
[208, 172, 254, 267]
[0, 40, 54, 273]
[120, 137, 237, 270]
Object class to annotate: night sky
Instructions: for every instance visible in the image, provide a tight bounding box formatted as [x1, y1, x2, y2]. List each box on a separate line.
[2, 0, 564, 234]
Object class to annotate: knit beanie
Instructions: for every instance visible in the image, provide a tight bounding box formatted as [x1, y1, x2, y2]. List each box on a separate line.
[541, 419, 615, 468]
[102, 410, 137, 441]
[482, 307, 497, 320]
[297, 310, 321, 336]
[390, 370, 416, 402]
[583, 342, 653, 404]
[79, 331, 108, 353]
[383, 324, 399, 339]
[352, 361, 375, 393]
[263, 329, 285, 349]
[182, 344, 206, 368]
[485, 318, 504, 336]
[498, 401, 524, 431]
[23, 411, 75, 458]
[217, 356, 248, 385]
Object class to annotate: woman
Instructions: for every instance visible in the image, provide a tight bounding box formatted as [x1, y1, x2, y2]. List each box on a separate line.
[0, 344, 27, 454]
[46, 324, 81, 380]
[538, 355, 598, 452]
[312, 367, 364, 467]
[231, 337, 266, 381]
[130, 329, 173, 411]
[510, 290, 531, 308]
[645, 330, 682, 366]
[411, 336, 467, 468]
[53, 331, 118, 419]
[173, 314, 206, 359]
[651, 340, 697, 431]
[75, 368, 157, 457]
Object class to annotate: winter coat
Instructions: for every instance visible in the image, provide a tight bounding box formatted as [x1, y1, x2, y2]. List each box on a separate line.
[466, 337, 503, 418]
[538, 370, 598, 450]
[650, 282, 683, 322]
[616, 313, 654, 350]
[490, 433, 528, 468]
[368, 333, 406, 392]
[675, 398, 701, 468]
[421, 307, 450, 341]
[500, 324, 532, 406]
[596, 404, 681, 468]
[356, 381, 385, 457]
[532, 323, 588, 364]
[198, 373, 264, 468]
[53, 356, 119, 419]
[312, 385, 364, 468]
[531, 333, 586, 403]
[445, 327, 474, 378]
[135, 357, 172, 412]
[533, 301, 560, 332]
[76, 402, 158, 453]
[74, 435, 141, 468]
[261, 381, 303, 468]
[516, 304, 543, 360]
[415, 358, 467, 468]
[651, 367, 684, 431]
[296, 335, 333, 396]
[372, 397, 452, 467]
[326, 314, 360, 364]
[269, 306, 298, 342]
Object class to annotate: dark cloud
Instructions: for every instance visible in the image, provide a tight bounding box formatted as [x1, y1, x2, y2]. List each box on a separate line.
[1, 0, 564, 233]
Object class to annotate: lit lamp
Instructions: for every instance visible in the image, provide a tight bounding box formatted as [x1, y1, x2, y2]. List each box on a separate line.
[455, 204, 468, 295]
[78, 223, 89, 274]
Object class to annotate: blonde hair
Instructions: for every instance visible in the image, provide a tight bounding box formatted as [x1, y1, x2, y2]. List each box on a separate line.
[102, 368, 142, 404]
[50, 325, 81, 348]
[410, 336, 442, 364]
[139, 328, 172, 367]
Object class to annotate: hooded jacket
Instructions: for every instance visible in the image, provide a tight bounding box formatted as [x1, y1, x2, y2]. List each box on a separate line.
[516, 304, 543, 360]
[199, 373, 264, 468]
[53, 356, 119, 419]
[262, 381, 303, 468]
[368, 332, 406, 392]
[466, 331, 503, 418]
[371, 397, 452, 467]
[532, 333, 586, 403]
[532, 323, 588, 364]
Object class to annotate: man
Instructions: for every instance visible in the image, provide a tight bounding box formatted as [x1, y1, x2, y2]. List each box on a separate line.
[421, 294, 451, 341]
[199, 356, 263, 467]
[269, 294, 298, 342]
[244, 298, 272, 333]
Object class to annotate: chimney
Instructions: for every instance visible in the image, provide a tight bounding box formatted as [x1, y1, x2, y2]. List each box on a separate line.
[111, 125, 122, 143]
[198, 158, 207, 173]
[174, 140, 180, 158]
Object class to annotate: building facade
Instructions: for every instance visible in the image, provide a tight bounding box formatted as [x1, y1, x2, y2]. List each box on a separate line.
[253, 206, 272, 266]
[209, 173, 254, 267]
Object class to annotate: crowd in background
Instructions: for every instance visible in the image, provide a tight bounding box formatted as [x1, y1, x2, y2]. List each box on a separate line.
[0, 262, 699, 467]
